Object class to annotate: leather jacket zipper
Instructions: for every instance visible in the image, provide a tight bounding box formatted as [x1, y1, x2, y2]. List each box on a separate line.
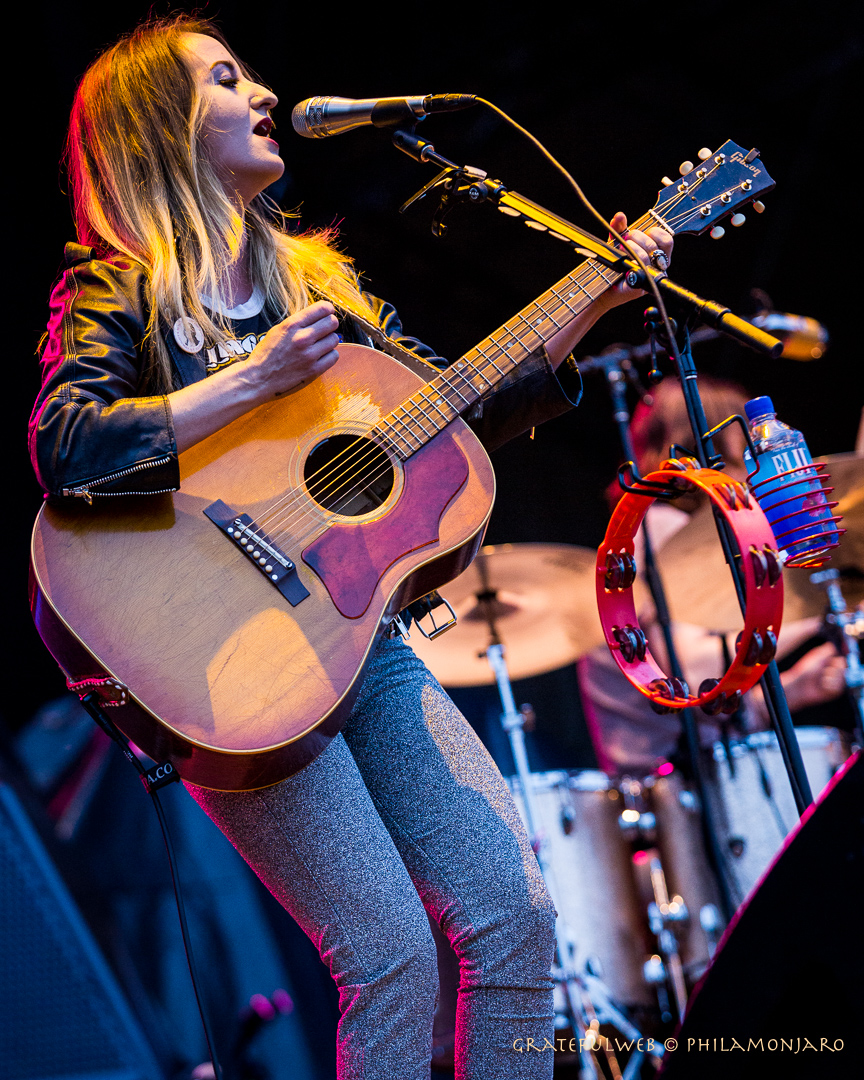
[62, 455, 175, 504]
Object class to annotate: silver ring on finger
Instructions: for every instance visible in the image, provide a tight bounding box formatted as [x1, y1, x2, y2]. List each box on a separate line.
[650, 248, 669, 270]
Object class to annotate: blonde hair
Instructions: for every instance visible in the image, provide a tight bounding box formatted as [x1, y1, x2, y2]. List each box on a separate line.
[65, 15, 370, 392]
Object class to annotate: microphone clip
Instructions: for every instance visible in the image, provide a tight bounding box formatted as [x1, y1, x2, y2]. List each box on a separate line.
[394, 130, 490, 238]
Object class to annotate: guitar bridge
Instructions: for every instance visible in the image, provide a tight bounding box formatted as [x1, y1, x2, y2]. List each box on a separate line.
[204, 499, 310, 606]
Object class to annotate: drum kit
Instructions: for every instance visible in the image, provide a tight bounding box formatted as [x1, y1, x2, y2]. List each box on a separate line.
[409, 454, 864, 1076]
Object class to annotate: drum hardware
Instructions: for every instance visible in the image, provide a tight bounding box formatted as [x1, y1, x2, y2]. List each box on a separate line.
[465, 555, 652, 1077]
[642, 954, 674, 1024]
[403, 542, 605, 686]
[644, 854, 690, 1020]
[618, 774, 719, 1025]
[810, 566, 864, 746]
[635, 770, 729, 1001]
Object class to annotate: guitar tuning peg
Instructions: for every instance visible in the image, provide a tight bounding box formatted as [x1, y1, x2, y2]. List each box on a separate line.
[710, 226, 726, 239]
[661, 176, 674, 187]
[752, 200, 766, 213]
[679, 161, 694, 176]
[697, 147, 713, 160]
[730, 213, 746, 227]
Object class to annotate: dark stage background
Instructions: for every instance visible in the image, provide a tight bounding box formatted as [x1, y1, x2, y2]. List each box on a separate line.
[10, 2, 862, 731]
[8, 3, 862, 726]
[4, 4, 862, 1076]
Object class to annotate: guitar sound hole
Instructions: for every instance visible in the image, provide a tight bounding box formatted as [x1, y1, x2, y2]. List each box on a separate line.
[304, 434, 395, 516]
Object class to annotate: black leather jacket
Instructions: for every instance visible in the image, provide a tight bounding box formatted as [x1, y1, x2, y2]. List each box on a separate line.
[30, 243, 583, 500]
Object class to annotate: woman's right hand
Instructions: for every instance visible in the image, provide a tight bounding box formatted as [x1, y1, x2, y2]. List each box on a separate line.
[169, 300, 342, 453]
[242, 300, 341, 398]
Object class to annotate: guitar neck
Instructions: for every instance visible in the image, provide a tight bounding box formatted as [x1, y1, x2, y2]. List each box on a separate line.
[375, 211, 656, 459]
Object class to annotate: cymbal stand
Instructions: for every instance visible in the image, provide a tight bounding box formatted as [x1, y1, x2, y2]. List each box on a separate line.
[645, 855, 689, 1019]
[474, 561, 645, 1080]
[810, 568, 864, 746]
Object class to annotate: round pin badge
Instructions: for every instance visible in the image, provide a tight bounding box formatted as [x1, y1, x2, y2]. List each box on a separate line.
[173, 317, 205, 354]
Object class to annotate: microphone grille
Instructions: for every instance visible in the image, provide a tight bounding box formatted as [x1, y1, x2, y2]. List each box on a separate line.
[291, 97, 328, 138]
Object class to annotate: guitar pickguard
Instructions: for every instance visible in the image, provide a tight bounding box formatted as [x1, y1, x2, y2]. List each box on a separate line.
[301, 432, 470, 618]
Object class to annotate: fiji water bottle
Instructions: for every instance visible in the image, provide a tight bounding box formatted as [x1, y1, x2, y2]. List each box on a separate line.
[742, 396, 840, 566]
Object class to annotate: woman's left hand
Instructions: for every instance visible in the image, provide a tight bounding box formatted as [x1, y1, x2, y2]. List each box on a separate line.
[545, 210, 674, 366]
[600, 210, 674, 309]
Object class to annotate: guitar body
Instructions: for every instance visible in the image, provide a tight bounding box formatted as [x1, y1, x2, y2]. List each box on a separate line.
[30, 344, 495, 790]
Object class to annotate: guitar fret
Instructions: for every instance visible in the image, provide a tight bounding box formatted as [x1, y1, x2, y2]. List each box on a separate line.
[550, 282, 584, 313]
[375, 220, 639, 459]
[512, 310, 546, 349]
[391, 421, 423, 454]
[377, 424, 414, 460]
[531, 302, 564, 329]
[473, 348, 507, 377]
[460, 358, 494, 394]
[436, 370, 472, 407]
[398, 400, 438, 439]
[490, 325, 528, 354]
[593, 263, 618, 286]
[419, 388, 454, 426]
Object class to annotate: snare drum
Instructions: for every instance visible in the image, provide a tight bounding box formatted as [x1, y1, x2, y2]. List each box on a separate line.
[703, 726, 849, 904]
[508, 769, 652, 1006]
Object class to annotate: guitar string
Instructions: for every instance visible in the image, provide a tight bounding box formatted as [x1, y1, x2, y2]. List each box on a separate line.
[250, 199, 669, 542]
[257, 260, 619, 548]
[251, 168, 720, 539]
[262, 156, 737, 531]
[240, 169, 735, 553]
[250, 192, 706, 554]
[247, 183, 718, 553]
[252, 196, 695, 548]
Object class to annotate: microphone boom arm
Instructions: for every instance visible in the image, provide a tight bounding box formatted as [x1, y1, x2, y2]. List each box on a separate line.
[392, 129, 781, 357]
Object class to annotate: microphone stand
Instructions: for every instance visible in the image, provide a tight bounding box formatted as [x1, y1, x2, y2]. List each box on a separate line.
[389, 125, 814, 816]
[579, 346, 737, 924]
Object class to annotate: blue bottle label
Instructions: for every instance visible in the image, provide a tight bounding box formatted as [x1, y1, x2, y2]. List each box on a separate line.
[744, 445, 837, 558]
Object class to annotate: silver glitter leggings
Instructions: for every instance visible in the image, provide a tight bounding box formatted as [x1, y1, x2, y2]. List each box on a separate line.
[186, 637, 556, 1079]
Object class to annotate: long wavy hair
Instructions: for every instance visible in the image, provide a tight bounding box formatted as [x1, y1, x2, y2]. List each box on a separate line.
[65, 14, 369, 391]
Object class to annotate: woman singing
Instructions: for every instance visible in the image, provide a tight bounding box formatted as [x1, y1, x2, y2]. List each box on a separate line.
[29, 16, 671, 1078]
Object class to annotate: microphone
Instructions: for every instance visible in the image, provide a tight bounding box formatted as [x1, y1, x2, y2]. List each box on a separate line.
[291, 94, 476, 138]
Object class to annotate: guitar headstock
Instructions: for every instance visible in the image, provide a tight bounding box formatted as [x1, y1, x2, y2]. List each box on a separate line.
[651, 140, 775, 238]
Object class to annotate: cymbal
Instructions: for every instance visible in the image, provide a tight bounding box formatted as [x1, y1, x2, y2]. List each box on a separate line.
[404, 543, 604, 686]
[655, 454, 864, 630]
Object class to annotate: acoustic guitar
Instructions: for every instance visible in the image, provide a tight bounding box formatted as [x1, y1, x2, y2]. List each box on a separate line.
[30, 141, 773, 790]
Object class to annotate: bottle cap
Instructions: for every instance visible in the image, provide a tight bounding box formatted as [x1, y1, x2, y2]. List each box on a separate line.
[744, 395, 775, 422]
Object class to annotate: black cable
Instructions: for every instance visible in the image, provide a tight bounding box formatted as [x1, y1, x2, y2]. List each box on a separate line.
[78, 693, 225, 1080]
[474, 97, 679, 348]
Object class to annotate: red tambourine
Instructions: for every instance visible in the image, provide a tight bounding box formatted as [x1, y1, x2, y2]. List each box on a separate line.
[596, 458, 784, 715]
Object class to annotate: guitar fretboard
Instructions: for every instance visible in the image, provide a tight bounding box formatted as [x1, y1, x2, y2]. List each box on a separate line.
[371, 220, 651, 459]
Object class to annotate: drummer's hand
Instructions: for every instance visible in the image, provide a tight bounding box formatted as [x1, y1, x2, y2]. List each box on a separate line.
[242, 301, 341, 398]
[600, 211, 674, 310]
[747, 641, 846, 729]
